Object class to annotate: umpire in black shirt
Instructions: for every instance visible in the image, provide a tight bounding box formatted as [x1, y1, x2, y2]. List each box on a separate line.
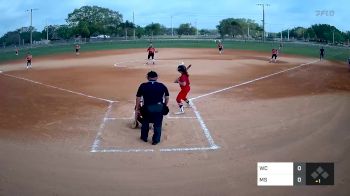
[135, 71, 169, 145]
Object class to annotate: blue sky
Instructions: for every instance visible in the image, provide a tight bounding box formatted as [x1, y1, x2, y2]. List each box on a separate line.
[0, 0, 348, 36]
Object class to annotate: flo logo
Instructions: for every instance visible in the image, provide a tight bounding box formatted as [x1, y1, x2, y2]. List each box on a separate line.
[315, 10, 335, 16]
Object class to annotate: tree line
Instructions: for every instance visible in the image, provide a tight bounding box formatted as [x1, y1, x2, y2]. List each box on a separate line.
[281, 24, 350, 44]
[1, 5, 349, 46]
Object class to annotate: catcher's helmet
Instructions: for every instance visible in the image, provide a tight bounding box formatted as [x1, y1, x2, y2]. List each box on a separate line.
[177, 65, 186, 72]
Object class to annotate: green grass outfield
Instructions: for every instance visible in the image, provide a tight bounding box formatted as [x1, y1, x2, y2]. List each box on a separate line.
[0, 40, 349, 64]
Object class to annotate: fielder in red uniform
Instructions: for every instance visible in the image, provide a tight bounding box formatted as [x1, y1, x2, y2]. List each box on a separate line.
[26, 52, 32, 69]
[217, 40, 223, 54]
[75, 44, 80, 55]
[146, 44, 156, 65]
[269, 48, 278, 63]
[174, 63, 191, 114]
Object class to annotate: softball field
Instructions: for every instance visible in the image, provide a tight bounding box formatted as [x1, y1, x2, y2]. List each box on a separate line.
[0, 48, 349, 195]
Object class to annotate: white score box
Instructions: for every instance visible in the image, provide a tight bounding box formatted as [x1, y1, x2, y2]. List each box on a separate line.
[257, 162, 294, 186]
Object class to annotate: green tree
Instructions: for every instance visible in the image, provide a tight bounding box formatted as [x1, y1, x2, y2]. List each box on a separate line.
[66, 5, 123, 37]
[0, 27, 43, 46]
[56, 25, 73, 40]
[217, 18, 260, 38]
[135, 26, 145, 38]
[177, 23, 196, 36]
[119, 20, 135, 39]
[144, 23, 166, 36]
[308, 24, 344, 43]
[77, 21, 90, 38]
[0, 30, 20, 46]
[282, 27, 307, 40]
[41, 25, 58, 40]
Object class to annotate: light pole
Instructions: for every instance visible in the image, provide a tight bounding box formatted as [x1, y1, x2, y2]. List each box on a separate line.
[280, 30, 282, 42]
[171, 16, 174, 37]
[26, 8, 38, 47]
[46, 19, 49, 41]
[133, 11, 136, 40]
[257, 3, 269, 42]
[247, 22, 250, 38]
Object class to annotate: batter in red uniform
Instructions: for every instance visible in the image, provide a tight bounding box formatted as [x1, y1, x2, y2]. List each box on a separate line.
[146, 44, 156, 65]
[174, 63, 191, 114]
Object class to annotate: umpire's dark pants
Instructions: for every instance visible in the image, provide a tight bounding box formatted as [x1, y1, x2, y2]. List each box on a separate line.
[141, 112, 164, 143]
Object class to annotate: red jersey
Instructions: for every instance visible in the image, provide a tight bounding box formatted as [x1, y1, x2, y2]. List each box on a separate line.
[26, 55, 32, 61]
[178, 73, 190, 89]
[147, 47, 156, 54]
[272, 49, 278, 55]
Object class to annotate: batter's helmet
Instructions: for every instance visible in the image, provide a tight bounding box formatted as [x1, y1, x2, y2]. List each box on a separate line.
[177, 65, 186, 72]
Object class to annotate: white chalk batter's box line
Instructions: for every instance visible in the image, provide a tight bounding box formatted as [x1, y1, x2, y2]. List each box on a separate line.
[105, 116, 197, 120]
[90, 101, 219, 153]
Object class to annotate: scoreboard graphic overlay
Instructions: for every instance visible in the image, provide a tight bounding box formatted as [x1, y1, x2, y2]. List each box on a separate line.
[257, 162, 334, 186]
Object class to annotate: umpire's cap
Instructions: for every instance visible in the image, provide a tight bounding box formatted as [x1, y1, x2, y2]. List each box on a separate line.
[147, 71, 158, 78]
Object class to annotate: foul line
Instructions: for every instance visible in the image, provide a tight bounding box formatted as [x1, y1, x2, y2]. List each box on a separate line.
[190, 60, 320, 101]
[0, 72, 114, 103]
[189, 101, 219, 149]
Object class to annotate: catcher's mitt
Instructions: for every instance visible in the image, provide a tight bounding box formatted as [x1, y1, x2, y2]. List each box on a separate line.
[130, 120, 139, 129]
[162, 105, 169, 115]
[131, 115, 143, 129]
